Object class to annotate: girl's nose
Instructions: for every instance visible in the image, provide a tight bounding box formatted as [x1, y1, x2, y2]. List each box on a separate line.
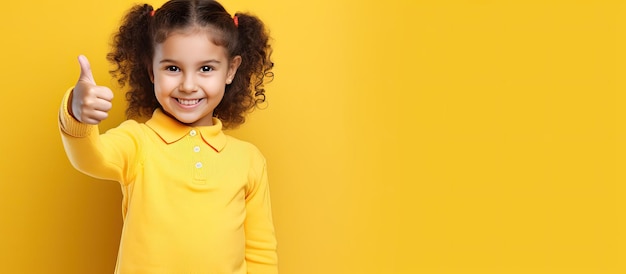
[180, 74, 198, 93]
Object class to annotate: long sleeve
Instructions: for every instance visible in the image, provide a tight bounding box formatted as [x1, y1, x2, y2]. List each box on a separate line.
[58, 88, 140, 184]
[245, 157, 278, 273]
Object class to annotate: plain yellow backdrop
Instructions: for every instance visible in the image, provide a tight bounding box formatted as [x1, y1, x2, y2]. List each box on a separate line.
[1, 0, 625, 273]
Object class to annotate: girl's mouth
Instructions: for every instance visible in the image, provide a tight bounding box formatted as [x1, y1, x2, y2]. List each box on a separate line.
[176, 98, 203, 106]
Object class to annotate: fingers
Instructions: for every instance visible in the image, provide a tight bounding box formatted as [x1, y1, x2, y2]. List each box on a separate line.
[88, 96, 114, 112]
[73, 86, 114, 125]
[75, 99, 112, 125]
[77, 55, 96, 84]
[96, 85, 115, 102]
[80, 111, 110, 125]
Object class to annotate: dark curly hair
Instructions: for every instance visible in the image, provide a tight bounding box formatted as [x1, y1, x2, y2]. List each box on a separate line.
[107, 0, 273, 129]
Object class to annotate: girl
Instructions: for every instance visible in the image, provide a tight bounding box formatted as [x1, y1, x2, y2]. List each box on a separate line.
[58, 0, 277, 273]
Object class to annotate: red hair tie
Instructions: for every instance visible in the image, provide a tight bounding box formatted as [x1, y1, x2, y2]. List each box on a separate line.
[233, 15, 239, 27]
[150, 10, 156, 17]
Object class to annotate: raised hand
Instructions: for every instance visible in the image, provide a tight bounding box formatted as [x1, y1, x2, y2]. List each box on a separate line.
[70, 55, 114, 124]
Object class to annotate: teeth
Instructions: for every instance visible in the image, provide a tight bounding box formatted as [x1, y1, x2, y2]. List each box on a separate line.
[177, 98, 201, 105]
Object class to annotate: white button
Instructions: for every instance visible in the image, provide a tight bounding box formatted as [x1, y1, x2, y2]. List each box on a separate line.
[195, 162, 203, 168]
[190, 130, 197, 136]
[193, 146, 200, 152]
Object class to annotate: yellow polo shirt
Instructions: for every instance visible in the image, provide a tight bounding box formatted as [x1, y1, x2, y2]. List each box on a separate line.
[59, 90, 277, 273]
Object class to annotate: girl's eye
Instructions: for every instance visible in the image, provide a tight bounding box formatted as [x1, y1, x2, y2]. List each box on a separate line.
[166, 66, 180, 72]
[201, 66, 213, 72]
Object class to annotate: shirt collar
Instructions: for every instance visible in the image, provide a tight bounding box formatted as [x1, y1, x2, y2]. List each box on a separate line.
[145, 109, 227, 152]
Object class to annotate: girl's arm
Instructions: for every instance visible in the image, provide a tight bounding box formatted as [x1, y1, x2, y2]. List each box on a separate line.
[245, 156, 278, 273]
[59, 55, 139, 184]
[59, 88, 140, 184]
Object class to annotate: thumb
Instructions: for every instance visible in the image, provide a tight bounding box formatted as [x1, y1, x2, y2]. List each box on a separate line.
[77, 55, 96, 84]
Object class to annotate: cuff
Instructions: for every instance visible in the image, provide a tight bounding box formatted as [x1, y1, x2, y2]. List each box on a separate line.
[58, 87, 95, 137]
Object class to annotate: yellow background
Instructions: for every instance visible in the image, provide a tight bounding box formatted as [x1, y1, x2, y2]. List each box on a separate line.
[1, 0, 625, 273]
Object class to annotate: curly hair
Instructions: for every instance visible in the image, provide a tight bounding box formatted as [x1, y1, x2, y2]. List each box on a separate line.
[107, 0, 273, 129]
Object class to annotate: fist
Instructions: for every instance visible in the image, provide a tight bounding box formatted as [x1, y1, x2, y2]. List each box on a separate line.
[70, 55, 114, 124]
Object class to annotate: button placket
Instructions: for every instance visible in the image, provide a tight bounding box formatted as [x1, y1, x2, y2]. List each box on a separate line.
[189, 128, 207, 183]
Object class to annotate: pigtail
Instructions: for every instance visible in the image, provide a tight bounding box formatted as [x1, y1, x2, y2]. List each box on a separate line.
[234, 12, 273, 103]
[107, 4, 158, 119]
[216, 12, 274, 128]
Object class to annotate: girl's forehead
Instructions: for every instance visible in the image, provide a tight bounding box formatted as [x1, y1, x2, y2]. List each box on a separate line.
[154, 30, 228, 60]
[160, 26, 226, 46]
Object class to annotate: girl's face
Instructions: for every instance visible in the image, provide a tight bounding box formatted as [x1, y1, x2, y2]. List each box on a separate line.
[151, 29, 241, 127]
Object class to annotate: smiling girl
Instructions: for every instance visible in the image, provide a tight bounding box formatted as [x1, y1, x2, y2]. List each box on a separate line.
[58, 0, 276, 273]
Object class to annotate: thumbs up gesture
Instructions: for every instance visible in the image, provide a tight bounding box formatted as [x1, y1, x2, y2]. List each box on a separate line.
[70, 55, 114, 124]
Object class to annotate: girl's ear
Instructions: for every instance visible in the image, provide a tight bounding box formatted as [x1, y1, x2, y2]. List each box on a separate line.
[148, 65, 154, 83]
[226, 55, 242, 84]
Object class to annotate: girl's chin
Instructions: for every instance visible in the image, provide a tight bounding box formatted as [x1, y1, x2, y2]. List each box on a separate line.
[162, 110, 197, 123]
[175, 115, 201, 124]
[175, 114, 214, 126]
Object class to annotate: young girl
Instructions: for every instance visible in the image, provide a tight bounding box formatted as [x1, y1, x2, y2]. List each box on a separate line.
[58, 0, 277, 273]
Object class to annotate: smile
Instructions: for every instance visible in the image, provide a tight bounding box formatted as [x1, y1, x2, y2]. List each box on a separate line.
[176, 98, 204, 106]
